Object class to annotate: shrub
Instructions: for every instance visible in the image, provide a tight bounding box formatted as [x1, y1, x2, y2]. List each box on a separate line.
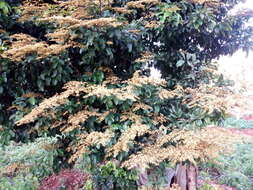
[0, 174, 39, 190]
[39, 169, 89, 190]
[91, 161, 138, 190]
[0, 137, 60, 180]
[199, 184, 219, 190]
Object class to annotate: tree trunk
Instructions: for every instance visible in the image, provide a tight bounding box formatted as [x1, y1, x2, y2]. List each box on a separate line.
[175, 163, 198, 190]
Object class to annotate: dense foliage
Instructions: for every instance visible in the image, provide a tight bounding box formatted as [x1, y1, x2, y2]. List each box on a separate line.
[0, 0, 253, 189]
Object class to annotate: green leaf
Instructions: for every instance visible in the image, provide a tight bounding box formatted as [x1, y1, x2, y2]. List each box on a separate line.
[37, 80, 44, 91]
[127, 43, 132, 53]
[0, 1, 11, 15]
[46, 78, 51, 86]
[176, 60, 184, 67]
[113, 98, 119, 105]
[154, 105, 160, 113]
[28, 97, 36, 105]
[93, 71, 104, 84]
[52, 79, 58, 86]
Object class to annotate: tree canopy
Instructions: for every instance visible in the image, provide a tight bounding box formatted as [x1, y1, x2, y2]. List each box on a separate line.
[0, 0, 252, 189]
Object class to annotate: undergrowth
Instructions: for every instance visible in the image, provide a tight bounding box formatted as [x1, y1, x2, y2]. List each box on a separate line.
[222, 117, 253, 129]
[200, 143, 253, 190]
[0, 137, 60, 180]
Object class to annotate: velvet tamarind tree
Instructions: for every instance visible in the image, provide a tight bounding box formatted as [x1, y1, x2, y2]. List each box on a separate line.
[0, 0, 253, 189]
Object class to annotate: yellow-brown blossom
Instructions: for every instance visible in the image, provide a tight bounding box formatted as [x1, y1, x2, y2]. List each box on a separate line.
[127, 0, 160, 9]
[16, 81, 90, 125]
[46, 29, 70, 44]
[39, 16, 80, 26]
[184, 84, 248, 114]
[69, 129, 114, 163]
[9, 33, 37, 47]
[109, 123, 150, 157]
[1, 42, 70, 62]
[135, 51, 154, 63]
[70, 17, 123, 29]
[122, 128, 240, 169]
[111, 7, 134, 14]
[128, 71, 167, 87]
[145, 21, 160, 28]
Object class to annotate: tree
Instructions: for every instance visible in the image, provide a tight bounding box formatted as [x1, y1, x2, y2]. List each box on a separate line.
[0, 0, 252, 189]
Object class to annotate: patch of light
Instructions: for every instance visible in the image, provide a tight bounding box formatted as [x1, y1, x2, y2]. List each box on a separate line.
[218, 0, 253, 94]
[219, 50, 253, 93]
[230, 0, 253, 15]
[150, 66, 162, 79]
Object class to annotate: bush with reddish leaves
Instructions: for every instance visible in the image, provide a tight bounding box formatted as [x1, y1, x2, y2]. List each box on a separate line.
[39, 169, 89, 190]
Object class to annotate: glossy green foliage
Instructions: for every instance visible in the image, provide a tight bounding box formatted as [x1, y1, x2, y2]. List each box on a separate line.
[1, 0, 252, 144]
[0, 1, 11, 15]
[142, 0, 253, 82]
[70, 25, 143, 79]
[92, 162, 138, 189]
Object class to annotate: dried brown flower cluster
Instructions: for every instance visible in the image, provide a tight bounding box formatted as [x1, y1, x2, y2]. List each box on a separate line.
[15, 81, 90, 125]
[0, 163, 29, 178]
[132, 103, 152, 112]
[1, 38, 70, 61]
[189, 0, 218, 3]
[109, 123, 150, 157]
[135, 52, 155, 63]
[15, 65, 246, 167]
[58, 108, 112, 133]
[128, 71, 167, 87]
[9, 33, 37, 47]
[110, 7, 134, 15]
[18, 3, 49, 22]
[159, 85, 184, 99]
[69, 129, 114, 163]
[127, 0, 161, 9]
[16, 71, 173, 127]
[5, 0, 223, 64]
[21, 92, 43, 98]
[6, 0, 125, 63]
[188, 0, 220, 6]
[61, 109, 100, 133]
[145, 21, 161, 28]
[46, 28, 70, 44]
[70, 17, 123, 29]
[20, 0, 112, 21]
[122, 127, 240, 169]
[184, 84, 249, 114]
[39, 16, 80, 26]
[16, 69, 246, 168]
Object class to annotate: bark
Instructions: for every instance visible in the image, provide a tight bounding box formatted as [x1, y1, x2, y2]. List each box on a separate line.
[175, 163, 198, 190]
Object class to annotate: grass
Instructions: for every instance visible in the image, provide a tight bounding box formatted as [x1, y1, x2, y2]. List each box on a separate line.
[200, 117, 253, 190]
[222, 117, 253, 129]
[218, 143, 253, 190]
